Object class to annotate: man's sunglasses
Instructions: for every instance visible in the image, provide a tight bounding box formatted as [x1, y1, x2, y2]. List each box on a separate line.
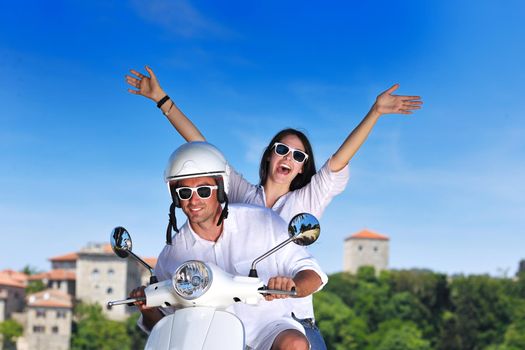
[175, 185, 218, 200]
[273, 142, 309, 163]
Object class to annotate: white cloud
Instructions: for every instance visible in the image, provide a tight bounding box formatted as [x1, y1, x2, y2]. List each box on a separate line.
[131, 0, 234, 39]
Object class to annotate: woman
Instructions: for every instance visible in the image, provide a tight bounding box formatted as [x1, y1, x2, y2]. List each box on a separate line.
[125, 66, 422, 349]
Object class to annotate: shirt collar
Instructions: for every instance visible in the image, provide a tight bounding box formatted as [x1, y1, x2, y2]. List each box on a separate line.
[257, 185, 290, 210]
[182, 216, 232, 249]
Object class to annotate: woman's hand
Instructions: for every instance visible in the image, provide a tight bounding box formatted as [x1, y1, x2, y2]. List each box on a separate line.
[125, 66, 166, 103]
[373, 84, 423, 115]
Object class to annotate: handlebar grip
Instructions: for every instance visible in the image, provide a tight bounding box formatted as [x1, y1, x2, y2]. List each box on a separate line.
[258, 287, 297, 297]
[107, 296, 146, 309]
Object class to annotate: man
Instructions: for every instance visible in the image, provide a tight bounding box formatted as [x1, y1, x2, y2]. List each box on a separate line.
[130, 142, 327, 350]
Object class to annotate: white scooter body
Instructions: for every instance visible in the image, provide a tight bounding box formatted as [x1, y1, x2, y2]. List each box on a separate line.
[130, 262, 266, 350]
[146, 307, 245, 350]
[108, 213, 319, 350]
[143, 263, 264, 309]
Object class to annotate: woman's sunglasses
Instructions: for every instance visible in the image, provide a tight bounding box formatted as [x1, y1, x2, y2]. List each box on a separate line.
[175, 185, 218, 200]
[273, 142, 309, 163]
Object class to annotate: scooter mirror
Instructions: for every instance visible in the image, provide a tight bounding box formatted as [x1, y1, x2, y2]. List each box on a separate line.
[288, 213, 320, 246]
[110, 226, 133, 259]
[248, 213, 320, 277]
[109, 226, 157, 283]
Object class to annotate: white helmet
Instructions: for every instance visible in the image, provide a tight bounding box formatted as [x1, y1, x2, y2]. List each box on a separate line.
[164, 142, 230, 243]
[164, 142, 229, 205]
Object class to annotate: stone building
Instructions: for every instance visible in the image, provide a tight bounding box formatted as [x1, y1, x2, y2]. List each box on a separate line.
[49, 253, 78, 272]
[0, 270, 26, 322]
[28, 243, 156, 321]
[1, 242, 157, 350]
[74, 242, 144, 321]
[28, 269, 76, 296]
[22, 289, 72, 350]
[0, 270, 27, 350]
[343, 229, 390, 274]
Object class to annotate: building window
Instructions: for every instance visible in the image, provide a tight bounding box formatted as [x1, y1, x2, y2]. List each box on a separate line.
[52, 326, 59, 334]
[374, 246, 378, 252]
[33, 325, 45, 333]
[107, 287, 113, 295]
[92, 268, 100, 280]
[358, 245, 363, 251]
[108, 268, 115, 276]
[36, 309, 46, 318]
[56, 310, 67, 319]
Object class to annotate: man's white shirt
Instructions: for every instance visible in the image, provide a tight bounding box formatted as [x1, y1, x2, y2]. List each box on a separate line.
[148, 204, 328, 348]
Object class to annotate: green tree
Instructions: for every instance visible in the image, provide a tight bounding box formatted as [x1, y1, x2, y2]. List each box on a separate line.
[71, 303, 131, 350]
[445, 275, 513, 350]
[325, 267, 390, 331]
[0, 319, 23, 349]
[502, 319, 525, 349]
[386, 269, 450, 344]
[26, 280, 46, 294]
[435, 311, 463, 350]
[20, 265, 46, 294]
[20, 265, 40, 275]
[382, 291, 433, 335]
[314, 291, 368, 350]
[126, 312, 147, 350]
[367, 319, 431, 350]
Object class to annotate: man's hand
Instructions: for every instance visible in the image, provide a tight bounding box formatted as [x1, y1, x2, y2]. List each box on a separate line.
[128, 286, 149, 311]
[265, 276, 296, 301]
[128, 285, 165, 331]
[125, 66, 166, 103]
[372, 84, 423, 115]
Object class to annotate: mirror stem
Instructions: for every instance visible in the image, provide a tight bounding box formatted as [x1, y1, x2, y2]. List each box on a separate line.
[128, 251, 154, 275]
[250, 236, 295, 275]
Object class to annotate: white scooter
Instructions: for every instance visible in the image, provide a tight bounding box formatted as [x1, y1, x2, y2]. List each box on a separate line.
[107, 213, 321, 350]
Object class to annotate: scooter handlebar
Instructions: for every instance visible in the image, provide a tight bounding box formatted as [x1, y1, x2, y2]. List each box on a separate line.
[107, 296, 146, 309]
[258, 287, 297, 297]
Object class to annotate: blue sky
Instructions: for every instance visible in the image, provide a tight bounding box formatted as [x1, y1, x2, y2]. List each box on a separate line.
[1, 0, 524, 277]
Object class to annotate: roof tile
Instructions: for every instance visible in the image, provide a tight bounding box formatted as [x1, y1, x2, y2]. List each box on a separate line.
[49, 252, 79, 262]
[346, 229, 389, 241]
[28, 269, 76, 281]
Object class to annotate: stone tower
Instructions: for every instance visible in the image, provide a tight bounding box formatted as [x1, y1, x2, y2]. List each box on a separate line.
[343, 229, 389, 274]
[75, 242, 142, 321]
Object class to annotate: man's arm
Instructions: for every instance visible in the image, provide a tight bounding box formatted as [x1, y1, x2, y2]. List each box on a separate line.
[263, 211, 328, 301]
[265, 270, 322, 301]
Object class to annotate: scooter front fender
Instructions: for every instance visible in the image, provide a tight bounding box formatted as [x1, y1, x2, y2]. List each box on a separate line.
[145, 307, 245, 350]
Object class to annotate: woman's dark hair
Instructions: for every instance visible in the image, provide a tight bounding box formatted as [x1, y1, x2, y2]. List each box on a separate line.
[259, 128, 316, 191]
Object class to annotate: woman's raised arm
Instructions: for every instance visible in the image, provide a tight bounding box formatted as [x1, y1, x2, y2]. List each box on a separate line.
[330, 84, 422, 172]
[126, 66, 205, 142]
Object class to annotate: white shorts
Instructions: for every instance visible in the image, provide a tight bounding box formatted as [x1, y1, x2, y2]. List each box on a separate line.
[248, 317, 307, 350]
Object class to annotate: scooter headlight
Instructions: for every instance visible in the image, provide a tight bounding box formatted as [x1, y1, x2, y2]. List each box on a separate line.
[173, 261, 212, 300]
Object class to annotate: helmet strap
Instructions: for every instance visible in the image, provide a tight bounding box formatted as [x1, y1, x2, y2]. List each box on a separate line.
[166, 202, 179, 245]
[216, 194, 229, 226]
